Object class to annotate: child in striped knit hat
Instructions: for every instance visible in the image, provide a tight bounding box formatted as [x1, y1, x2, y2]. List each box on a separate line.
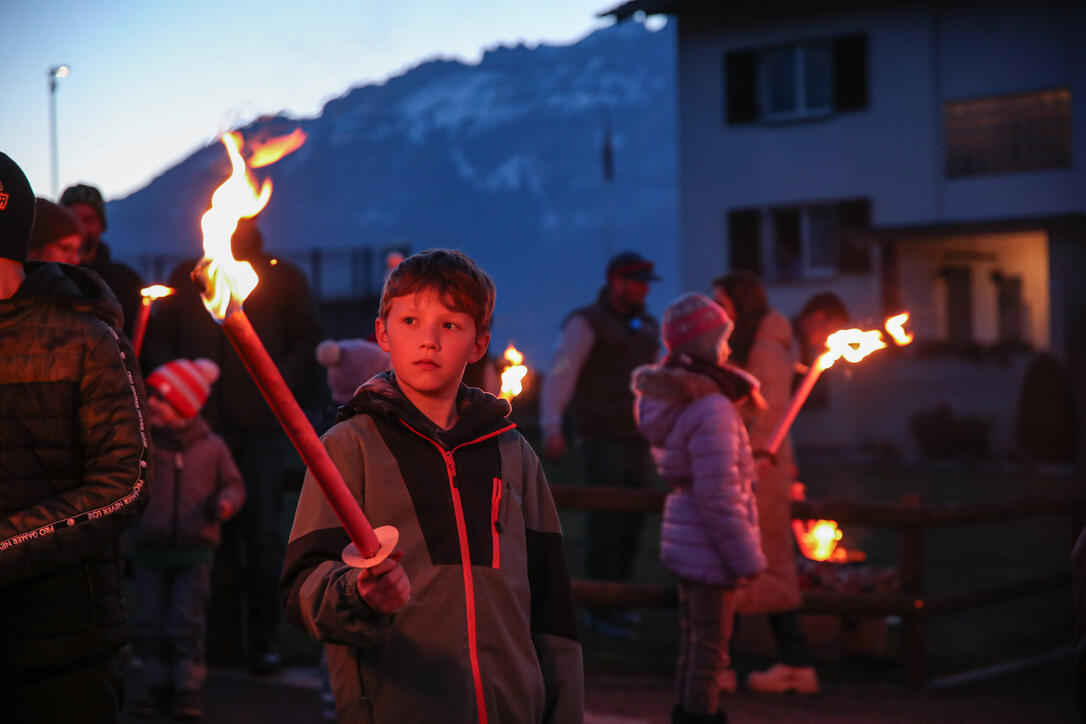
[130, 358, 245, 720]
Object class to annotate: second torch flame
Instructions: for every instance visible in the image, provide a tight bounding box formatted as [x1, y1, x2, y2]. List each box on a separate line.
[500, 344, 528, 401]
[765, 313, 913, 456]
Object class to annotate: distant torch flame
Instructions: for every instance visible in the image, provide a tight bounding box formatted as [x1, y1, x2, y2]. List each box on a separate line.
[817, 328, 887, 371]
[499, 344, 528, 401]
[140, 285, 174, 301]
[884, 312, 914, 346]
[196, 129, 304, 319]
[766, 312, 913, 456]
[249, 128, 307, 168]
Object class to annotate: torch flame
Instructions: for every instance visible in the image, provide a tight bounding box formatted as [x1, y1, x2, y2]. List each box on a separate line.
[140, 285, 174, 301]
[249, 128, 307, 168]
[884, 312, 914, 346]
[499, 344, 528, 401]
[817, 328, 887, 371]
[197, 132, 271, 319]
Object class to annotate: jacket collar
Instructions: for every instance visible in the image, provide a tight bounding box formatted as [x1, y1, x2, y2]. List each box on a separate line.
[3, 262, 123, 330]
[152, 415, 212, 450]
[338, 370, 513, 449]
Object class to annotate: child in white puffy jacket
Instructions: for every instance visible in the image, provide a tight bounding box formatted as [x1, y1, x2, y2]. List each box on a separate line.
[632, 292, 766, 724]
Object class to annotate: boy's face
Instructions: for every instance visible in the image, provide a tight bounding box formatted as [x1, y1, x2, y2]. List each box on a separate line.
[375, 288, 490, 405]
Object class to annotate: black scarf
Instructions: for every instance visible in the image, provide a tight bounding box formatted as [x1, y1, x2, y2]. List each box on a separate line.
[664, 352, 761, 404]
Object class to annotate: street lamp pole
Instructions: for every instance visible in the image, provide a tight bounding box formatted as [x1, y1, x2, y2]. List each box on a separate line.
[48, 65, 69, 198]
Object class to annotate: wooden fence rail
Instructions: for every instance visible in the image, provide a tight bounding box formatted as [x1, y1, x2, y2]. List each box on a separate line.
[551, 483, 1085, 687]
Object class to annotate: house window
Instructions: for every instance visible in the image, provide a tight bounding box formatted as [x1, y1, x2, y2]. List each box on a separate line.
[944, 88, 1071, 178]
[770, 205, 837, 279]
[727, 199, 871, 280]
[764, 42, 833, 119]
[725, 33, 868, 124]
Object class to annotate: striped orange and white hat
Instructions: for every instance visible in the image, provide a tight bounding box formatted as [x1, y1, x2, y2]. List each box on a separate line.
[146, 358, 220, 419]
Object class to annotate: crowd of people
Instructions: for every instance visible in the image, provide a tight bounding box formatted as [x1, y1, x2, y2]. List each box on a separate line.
[542, 254, 848, 723]
[0, 145, 853, 724]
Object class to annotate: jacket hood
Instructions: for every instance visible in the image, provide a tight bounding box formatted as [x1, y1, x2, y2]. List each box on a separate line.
[757, 309, 793, 350]
[5, 262, 123, 330]
[631, 364, 721, 447]
[338, 370, 513, 448]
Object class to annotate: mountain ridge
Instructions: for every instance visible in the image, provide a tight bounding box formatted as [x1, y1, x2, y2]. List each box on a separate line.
[107, 19, 679, 362]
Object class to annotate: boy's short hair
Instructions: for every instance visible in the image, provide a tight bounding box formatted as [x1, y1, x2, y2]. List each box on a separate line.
[799, 291, 849, 324]
[379, 249, 496, 333]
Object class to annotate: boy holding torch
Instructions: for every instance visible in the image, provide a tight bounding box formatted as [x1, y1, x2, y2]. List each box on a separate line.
[281, 249, 583, 723]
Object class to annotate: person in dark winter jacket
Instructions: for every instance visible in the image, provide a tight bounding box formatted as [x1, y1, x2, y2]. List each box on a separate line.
[282, 249, 583, 723]
[540, 250, 661, 636]
[60, 183, 146, 339]
[0, 152, 151, 724]
[145, 217, 324, 672]
[632, 292, 766, 724]
[131, 358, 244, 720]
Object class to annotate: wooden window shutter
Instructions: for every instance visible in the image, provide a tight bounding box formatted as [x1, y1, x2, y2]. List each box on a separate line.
[725, 49, 759, 124]
[727, 208, 762, 273]
[832, 34, 869, 112]
[837, 198, 872, 272]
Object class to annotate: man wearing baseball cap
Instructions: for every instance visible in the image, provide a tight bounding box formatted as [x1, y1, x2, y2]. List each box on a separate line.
[540, 250, 661, 638]
[0, 152, 151, 723]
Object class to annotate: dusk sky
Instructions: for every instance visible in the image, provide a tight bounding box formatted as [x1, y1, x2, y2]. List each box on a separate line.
[1, 0, 639, 202]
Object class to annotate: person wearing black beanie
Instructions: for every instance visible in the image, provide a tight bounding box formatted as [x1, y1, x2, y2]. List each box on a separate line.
[0, 151, 151, 724]
[0, 152, 36, 264]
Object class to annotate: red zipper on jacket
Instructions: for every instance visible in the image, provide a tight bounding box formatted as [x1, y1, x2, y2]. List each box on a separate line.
[398, 419, 516, 724]
[490, 477, 502, 569]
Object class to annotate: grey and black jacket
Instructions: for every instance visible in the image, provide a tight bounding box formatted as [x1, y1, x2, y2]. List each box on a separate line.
[0, 262, 151, 673]
[282, 372, 583, 723]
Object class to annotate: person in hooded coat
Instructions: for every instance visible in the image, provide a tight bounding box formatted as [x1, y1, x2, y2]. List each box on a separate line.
[632, 292, 766, 724]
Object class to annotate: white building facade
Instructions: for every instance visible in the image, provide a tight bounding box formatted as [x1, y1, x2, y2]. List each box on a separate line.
[607, 0, 1086, 460]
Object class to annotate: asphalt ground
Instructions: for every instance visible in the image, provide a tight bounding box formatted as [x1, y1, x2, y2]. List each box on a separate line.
[121, 648, 1078, 723]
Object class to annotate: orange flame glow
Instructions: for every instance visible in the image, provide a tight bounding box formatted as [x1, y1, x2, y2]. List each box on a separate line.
[884, 312, 914, 346]
[198, 132, 271, 319]
[800, 520, 843, 561]
[817, 328, 887, 371]
[140, 285, 174, 301]
[791, 484, 867, 564]
[249, 128, 307, 168]
[499, 344, 528, 401]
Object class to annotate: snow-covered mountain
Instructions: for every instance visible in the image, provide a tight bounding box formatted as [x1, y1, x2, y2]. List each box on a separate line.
[107, 20, 678, 362]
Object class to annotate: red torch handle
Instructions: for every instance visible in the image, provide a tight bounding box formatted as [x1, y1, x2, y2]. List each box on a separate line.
[132, 298, 152, 357]
[765, 360, 824, 457]
[221, 307, 382, 558]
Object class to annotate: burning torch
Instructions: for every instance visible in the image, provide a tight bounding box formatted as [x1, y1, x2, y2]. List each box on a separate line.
[499, 343, 528, 401]
[764, 312, 914, 457]
[191, 130, 395, 568]
[132, 285, 174, 357]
